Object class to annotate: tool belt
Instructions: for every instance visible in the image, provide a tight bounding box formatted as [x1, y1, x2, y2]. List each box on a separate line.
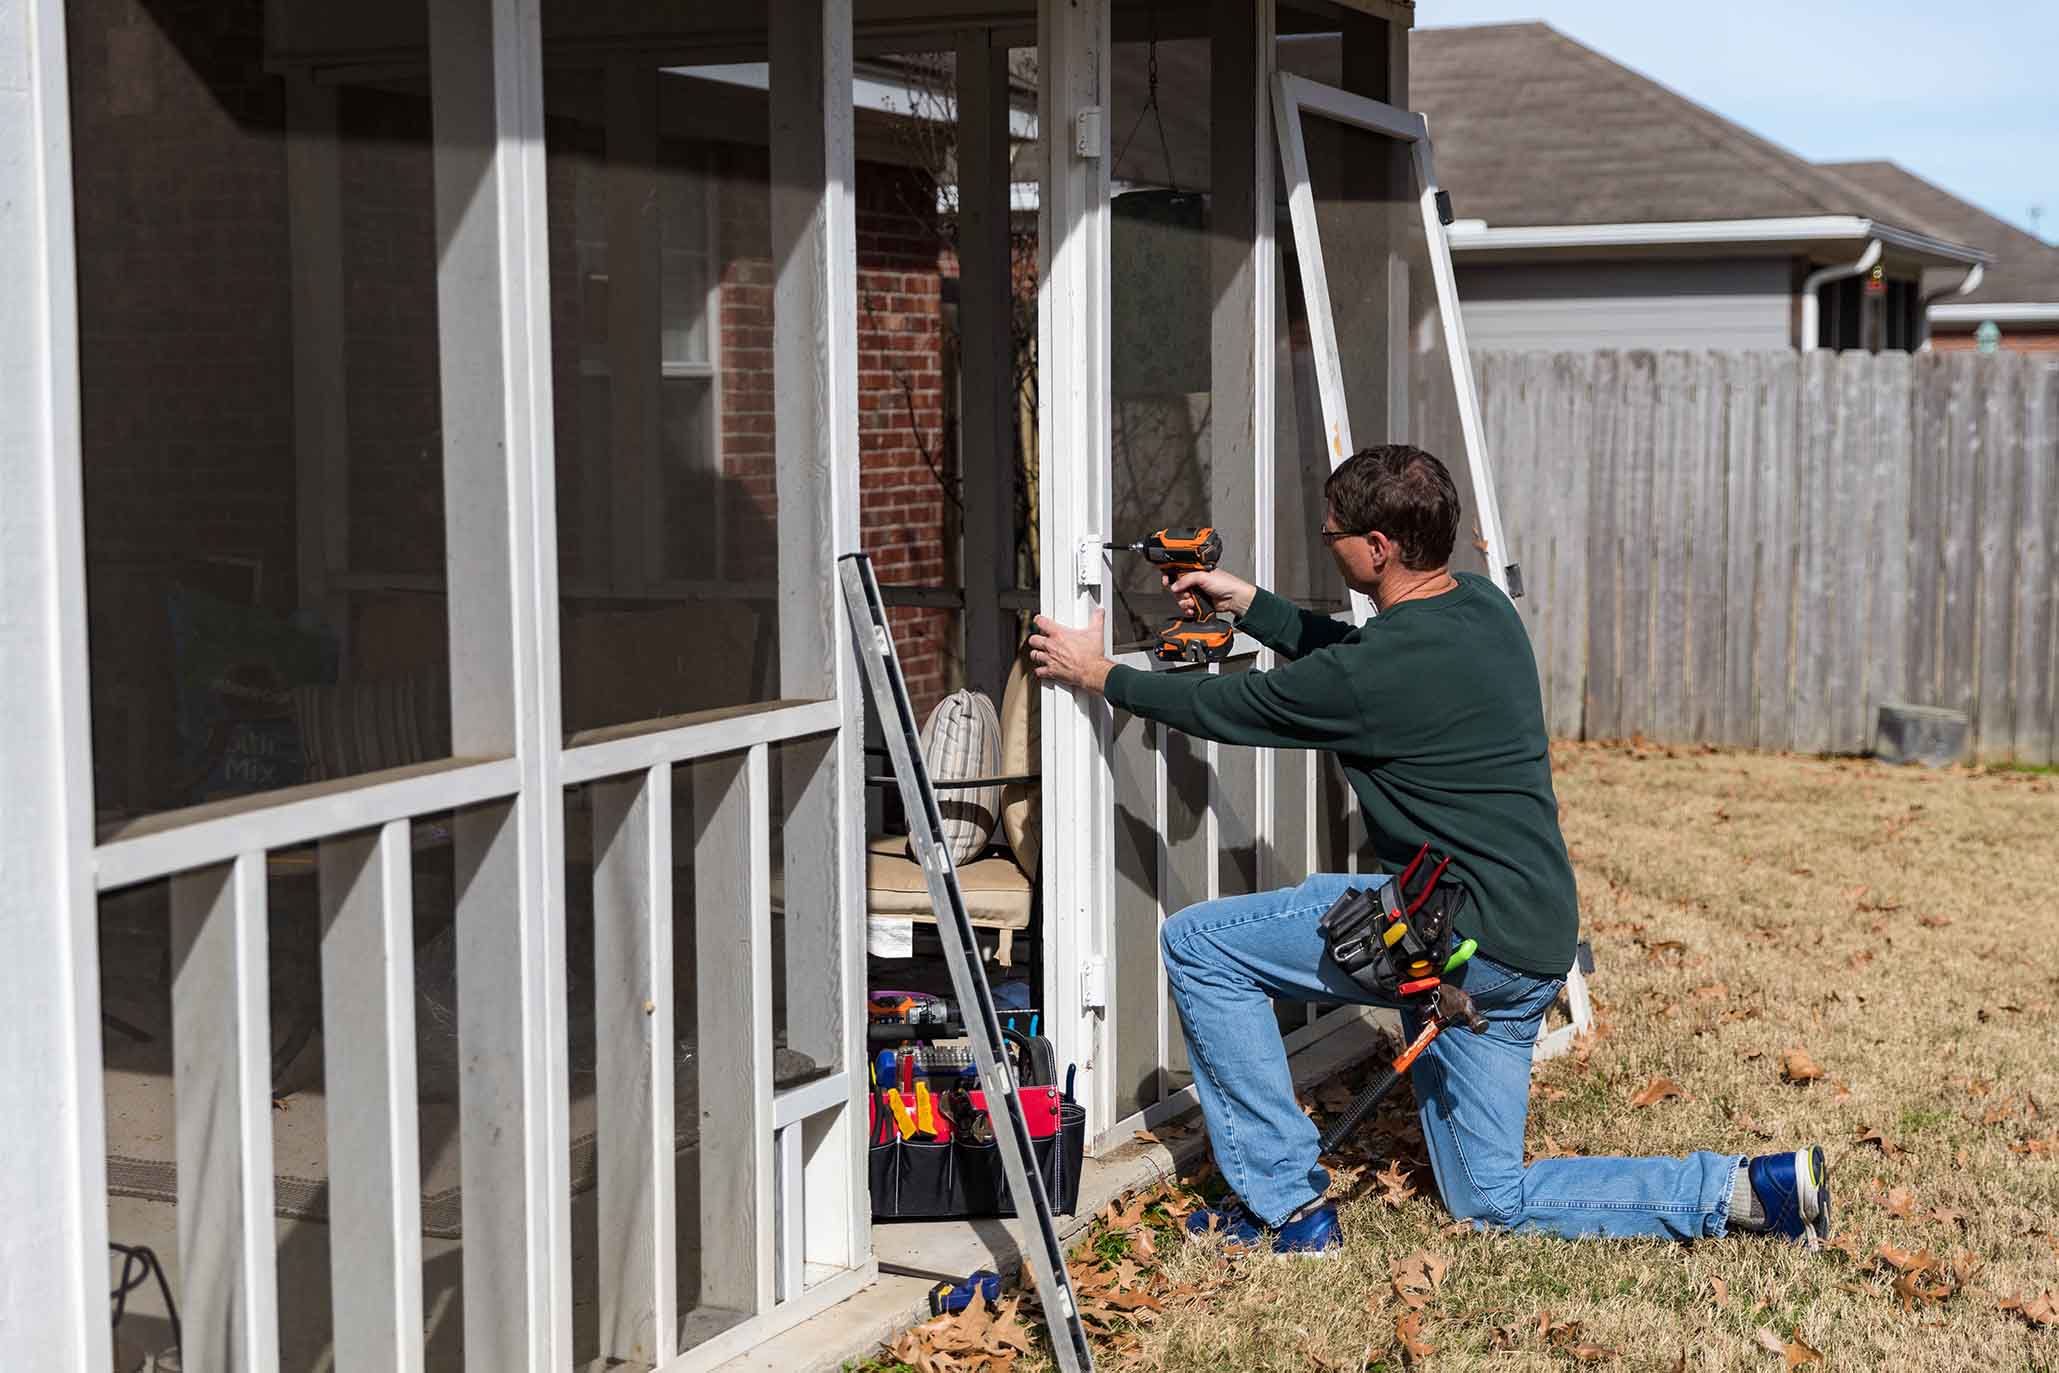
[1317, 843, 1471, 1001]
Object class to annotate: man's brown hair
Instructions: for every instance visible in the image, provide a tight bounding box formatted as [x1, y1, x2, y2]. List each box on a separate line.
[1324, 444, 1461, 570]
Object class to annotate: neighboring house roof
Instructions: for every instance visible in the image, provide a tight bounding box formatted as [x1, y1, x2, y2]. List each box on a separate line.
[1408, 23, 1985, 265]
[1821, 160, 2059, 322]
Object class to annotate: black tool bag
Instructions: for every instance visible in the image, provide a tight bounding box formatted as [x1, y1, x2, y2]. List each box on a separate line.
[1317, 844, 1470, 1001]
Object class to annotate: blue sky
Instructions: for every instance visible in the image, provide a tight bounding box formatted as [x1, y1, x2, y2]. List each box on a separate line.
[1419, 1, 2058, 242]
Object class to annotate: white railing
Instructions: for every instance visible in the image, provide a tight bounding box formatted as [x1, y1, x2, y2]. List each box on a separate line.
[5, 0, 872, 1367]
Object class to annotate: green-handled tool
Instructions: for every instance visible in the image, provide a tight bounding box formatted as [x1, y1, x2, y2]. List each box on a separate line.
[1443, 938, 1478, 974]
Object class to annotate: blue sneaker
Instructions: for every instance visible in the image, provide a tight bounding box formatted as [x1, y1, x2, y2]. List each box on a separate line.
[1183, 1198, 1342, 1258]
[1745, 1146, 1831, 1246]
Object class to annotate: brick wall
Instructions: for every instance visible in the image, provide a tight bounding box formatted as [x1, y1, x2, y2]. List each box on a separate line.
[856, 164, 959, 716]
[1929, 330, 2059, 354]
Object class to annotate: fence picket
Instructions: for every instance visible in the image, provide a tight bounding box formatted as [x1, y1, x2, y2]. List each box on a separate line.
[1651, 352, 1693, 742]
[1720, 353, 1761, 747]
[1687, 353, 1728, 741]
[1550, 352, 1593, 738]
[1865, 352, 1914, 749]
[1974, 356, 2024, 759]
[2016, 365, 2057, 765]
[1827, 352, 1871, 752]
[1578, 353, 1617, 738]
[1940, 358, 1984, 722]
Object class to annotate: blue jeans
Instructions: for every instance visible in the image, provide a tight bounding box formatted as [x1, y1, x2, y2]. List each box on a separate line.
[1160, 872, 1742, 1239]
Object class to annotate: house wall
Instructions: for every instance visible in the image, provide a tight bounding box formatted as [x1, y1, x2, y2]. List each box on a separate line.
[1930, 328, 2059, 355]
[1453, 257, 1794, 351]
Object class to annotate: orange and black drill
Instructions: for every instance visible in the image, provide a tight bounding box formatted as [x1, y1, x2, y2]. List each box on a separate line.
[1105, 527, 1235, 665]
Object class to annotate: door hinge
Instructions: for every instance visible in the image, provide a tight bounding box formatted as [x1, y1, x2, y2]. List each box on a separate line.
[1080, 957, 1108, 1011]
[1076, 536, 1105, 590]
[1074, 107, 1103, 159]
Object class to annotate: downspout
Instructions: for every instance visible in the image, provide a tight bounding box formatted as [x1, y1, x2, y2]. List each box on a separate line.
[1799, 239, 1882, 352]
[1918, 262, 1985, 351]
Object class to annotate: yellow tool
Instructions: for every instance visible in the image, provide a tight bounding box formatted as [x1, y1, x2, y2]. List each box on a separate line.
[1382, 921, 1409, 948]
[885, 1088, 918, 1140]
[915, 1081, 937, 1137]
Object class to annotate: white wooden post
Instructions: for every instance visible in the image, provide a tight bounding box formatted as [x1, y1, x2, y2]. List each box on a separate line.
[318, 823, 426, 1373]
[171, 855, 280, 1372]
[591, 765, 677, 1364]
[695, 746, 775, 1315]
[1038, 0, 1116, 1140]
[1209, 0, 1272, 907]
[957, 30, 1016, 700]
[770, 0, 867, 1278]
[0, 0, 113, 1361]
[428, 0, 573, 1362]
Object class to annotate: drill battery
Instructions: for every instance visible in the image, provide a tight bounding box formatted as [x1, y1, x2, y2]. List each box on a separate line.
[1106, 526, 1236, 664]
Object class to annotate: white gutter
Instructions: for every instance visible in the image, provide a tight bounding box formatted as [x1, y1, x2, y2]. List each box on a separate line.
[1445, 215, 1987, 266]
[1928, 300, 2059, 326]
[1799, 239, 1881, 353]
[1916, 263, 1985, 349]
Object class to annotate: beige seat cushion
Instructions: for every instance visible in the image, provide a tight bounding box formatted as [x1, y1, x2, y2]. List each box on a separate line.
[867, 835, 1032, 929]
[913, 688, 1004, 862]
[998, 648, 1041, 876]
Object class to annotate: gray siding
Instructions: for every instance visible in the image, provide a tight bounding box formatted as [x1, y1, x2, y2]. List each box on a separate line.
[1453, 257, 1793, 351]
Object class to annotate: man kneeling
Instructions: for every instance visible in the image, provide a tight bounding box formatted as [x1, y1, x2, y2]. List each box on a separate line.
[1027, 444, 1827, 1253]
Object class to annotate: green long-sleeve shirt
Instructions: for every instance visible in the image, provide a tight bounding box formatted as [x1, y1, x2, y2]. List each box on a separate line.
[1103, 574, 1578, 978]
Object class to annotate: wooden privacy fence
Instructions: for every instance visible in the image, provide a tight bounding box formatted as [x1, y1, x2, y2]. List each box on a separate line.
[1448, 351, 2058, 764]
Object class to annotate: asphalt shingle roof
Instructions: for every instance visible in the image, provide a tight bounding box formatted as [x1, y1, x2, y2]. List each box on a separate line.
[1410, 23, 1968, 249]
[1821, 160, 2059, 305]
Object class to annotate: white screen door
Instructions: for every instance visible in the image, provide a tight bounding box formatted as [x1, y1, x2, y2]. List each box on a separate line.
[1271, 73, 1515, 616]
[1270, 73, 1594, 1058]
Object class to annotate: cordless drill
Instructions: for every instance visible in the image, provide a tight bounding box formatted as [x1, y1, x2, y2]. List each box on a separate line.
[1104, 527, 1236, 664]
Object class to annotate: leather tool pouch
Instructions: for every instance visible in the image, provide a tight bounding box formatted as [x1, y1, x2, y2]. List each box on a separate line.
[1317, 847, 1470, 1001]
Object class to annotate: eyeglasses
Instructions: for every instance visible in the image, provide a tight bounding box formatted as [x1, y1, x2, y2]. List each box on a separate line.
[1318, 526, 1364, 544]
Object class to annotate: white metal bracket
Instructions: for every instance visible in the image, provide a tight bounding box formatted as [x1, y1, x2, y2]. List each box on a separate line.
[1074, 108, 1102, 158]
[1075, 536, 1105, 590]
[1080, 957, 1108, 1012]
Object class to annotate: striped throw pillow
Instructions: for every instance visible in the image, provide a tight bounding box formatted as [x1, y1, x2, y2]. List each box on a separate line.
[910, 688, 1003, 864]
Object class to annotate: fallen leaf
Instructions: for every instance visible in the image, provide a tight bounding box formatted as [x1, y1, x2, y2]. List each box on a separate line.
[1692, 983, 1730, 1002]
[1917, 914, 1952, 929]
[1395, 1309, 1434, 1363]
[2000, 1290, 2059, 1327]
[1132, 1129, 1160, 1145]
[1733, 1110, 1777, 1140]
[1929, 1207, 1968, 1230]
[1631, 1076, 1688, 1108]
[1710, 1275, 1730, 1307]
[1647, 939, 1688, 959]
[1782, 1334, 1824, 1368]
[1739, 1048, 1766, 1062]
[1825, 1232, 1864, 1262]
[1854, 1124, 1906, 1159]
[1376, 1158, 1417, 1208]
[1388, 1249, 1449, 1310]
[1780, 1047, 1824, 1083]
[1881, 1187, 1918, 1220]
[1875, 1243, 1936, 1273]
[1754, 1326, 1787, 1357]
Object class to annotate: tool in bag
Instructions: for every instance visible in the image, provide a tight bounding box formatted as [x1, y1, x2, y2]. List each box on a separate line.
[1315, 843, 1489, 1153]
[841, 552, 1096, 1373]
[1104, 526, 1236, 663]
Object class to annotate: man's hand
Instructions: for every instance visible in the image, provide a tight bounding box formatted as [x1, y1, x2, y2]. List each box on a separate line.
[1166, 568, 1256, 620]
[1028, 610, 1113, 694]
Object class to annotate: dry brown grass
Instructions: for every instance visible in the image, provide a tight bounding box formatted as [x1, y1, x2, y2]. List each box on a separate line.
[1006, 744, 2059, 1372]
